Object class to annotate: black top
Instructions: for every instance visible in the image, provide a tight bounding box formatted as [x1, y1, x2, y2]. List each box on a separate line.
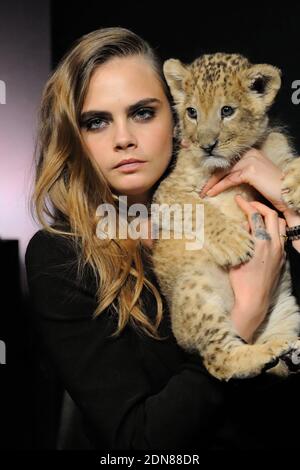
[25, 230, 300, 450]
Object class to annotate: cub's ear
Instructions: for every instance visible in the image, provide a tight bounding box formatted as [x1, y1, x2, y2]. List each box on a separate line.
[244, 64, 281, 109]
[163, 59, 188, 103]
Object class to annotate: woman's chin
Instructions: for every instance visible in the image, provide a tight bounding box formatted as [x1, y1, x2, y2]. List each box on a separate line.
[114, 182, 154, 197]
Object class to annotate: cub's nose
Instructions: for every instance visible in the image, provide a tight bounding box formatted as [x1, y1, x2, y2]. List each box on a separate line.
[201, 139, 218, 155]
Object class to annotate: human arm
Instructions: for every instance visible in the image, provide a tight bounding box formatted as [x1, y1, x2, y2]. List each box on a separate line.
[228, 195, 287, 343]
[25, 230, 224, 451]
[199, 148, 300, 253]
[197, 146, 300, 341]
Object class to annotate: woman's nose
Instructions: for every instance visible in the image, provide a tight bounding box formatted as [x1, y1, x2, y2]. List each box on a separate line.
[113, 121, 137, 150]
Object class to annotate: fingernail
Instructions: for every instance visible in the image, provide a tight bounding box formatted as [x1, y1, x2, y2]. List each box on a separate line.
[206, 190, 213, 196]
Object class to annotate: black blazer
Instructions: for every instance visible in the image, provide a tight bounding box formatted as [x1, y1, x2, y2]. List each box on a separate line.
[25, 230, 300, 450]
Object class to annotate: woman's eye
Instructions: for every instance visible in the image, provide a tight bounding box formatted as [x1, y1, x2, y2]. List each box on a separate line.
[221, 106, 235, 118]
[186, 107, 197, 119]
[134, 108, 155, 121]
[86, 118, 108, 131]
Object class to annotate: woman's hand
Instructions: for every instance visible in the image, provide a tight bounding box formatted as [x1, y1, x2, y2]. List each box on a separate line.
[229, 195, 287, 343]
[198, 146, 300, 252]
[199, 148, 289, 213]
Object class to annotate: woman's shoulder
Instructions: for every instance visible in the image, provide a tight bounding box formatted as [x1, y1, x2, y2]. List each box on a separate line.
[25, 227, 99, 299]
[25, 227, 80, 280]
[26, 225, 76, 258]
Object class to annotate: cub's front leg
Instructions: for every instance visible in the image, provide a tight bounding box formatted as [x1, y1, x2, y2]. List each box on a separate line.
[281, 157, 300, 212]
[170, 269, 294, 381]
[261, 132, 300, 212]
[203, 201, 254, 267]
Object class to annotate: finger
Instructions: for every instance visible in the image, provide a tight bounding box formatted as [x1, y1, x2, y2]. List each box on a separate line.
[235, 195, 270, 242]
[204, 170, 243, 197]
[278, 217, 287, 251]
[243, 220, 251, 232]
[233, 196, 251, 232]
[242, 148, 264, 160]
[202, 148, 261, 197]
[249, 201, 280, 244]
[200, 169, 229, 197]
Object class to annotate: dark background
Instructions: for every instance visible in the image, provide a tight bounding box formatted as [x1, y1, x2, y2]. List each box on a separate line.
[52, 1, 300, 152]
[1, 1, 300, 450]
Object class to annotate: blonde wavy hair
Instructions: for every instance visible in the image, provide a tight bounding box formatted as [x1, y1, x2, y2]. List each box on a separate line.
[31, 27, 177, 340]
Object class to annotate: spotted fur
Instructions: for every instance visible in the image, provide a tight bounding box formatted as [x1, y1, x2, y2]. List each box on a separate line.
[151, 53, 300, 380]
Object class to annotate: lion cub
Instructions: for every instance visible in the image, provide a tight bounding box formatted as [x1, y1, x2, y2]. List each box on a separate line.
[151, 53, 300, 380]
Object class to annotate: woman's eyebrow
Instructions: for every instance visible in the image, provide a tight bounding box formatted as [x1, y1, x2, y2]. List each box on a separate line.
[80, 98, 162, 121]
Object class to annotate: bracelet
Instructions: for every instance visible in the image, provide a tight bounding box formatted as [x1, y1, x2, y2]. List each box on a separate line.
[286, 224, 300, 241]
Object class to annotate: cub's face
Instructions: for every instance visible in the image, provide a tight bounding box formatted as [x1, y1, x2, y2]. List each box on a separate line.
[164, 53, 281, 170]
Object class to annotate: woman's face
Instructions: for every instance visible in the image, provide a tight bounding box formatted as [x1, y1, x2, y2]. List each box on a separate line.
[80, 55, 174, 205]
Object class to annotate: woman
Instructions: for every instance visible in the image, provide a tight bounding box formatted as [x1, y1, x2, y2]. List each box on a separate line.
[25, 27, 300, 450]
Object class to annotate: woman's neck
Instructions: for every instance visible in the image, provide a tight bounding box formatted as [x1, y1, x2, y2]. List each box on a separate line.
[118, 189, 153, 208]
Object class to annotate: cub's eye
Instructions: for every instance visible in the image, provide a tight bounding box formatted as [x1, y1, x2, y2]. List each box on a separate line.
[186, 107, 198, 119]
[221, 106, 235, 118]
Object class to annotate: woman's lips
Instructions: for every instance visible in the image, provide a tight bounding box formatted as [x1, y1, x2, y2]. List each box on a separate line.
[115, 161, 147, 173]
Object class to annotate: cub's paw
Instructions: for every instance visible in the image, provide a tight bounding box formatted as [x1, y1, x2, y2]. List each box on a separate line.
[279, 339, 300, 373]
[208, 224, 254, 268]
[281, 158, 300, 212]
[208, 344, 280, 381]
